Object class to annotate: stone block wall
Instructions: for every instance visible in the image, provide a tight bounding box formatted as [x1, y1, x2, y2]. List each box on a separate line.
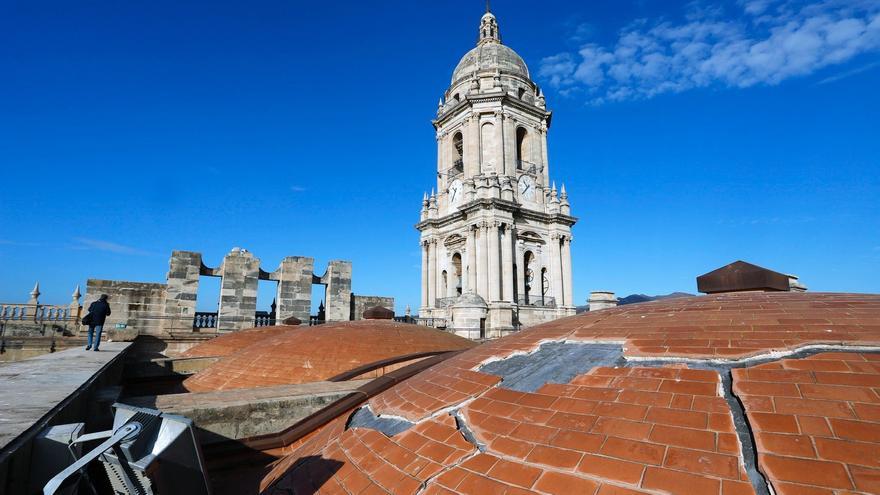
[162, 251, 202, 330]
[217, 249, 260, 333]
[322, 260, 352, 322]
[270, 256, 314, 323]
[350, 295, 395, 321]
[83, 280, 168, 337]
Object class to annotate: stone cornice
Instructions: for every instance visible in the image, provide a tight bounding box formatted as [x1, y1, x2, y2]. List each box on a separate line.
[434, 94, 552, 128]
[415, 198, 577, 231]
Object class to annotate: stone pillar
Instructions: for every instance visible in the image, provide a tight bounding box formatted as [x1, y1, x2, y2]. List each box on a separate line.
[272, 256, 314, 323]
[540, 122, 550, 185]
[516, 241, 526, 305]
[466, 226, 477, 293]
[163, 250, 202, 332]
[503, 112, 516, 176]
[549, 235, 564, 307]
[323, 260, 352, 322]
[495, 111, 505, 175]
[501, 225, 514, 303]
[436, 133, 444, 192]
[478, 223, 489, 298]
[421, 241, 429, 308]
[427, 240, 437, 307]
[464, 115, 479, 177]
[218, 248, 260, 333]
[488, 221, 500, 302]
[435, 241, 443, 304]
[561, 236, 574, 307]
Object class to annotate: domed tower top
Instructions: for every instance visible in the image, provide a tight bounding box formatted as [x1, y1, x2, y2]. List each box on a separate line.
[451, 8, 530, 85]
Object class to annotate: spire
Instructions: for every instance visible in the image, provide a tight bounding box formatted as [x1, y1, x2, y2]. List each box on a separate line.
[478, 6, 501, 45]
[72, 284, 81, 300]
[29, 281, 40, 305]
[486, 0, 491, 13]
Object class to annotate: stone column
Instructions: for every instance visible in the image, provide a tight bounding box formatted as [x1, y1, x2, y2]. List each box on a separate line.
[477, 223, 489, 298]
[435, 241, 443, 304]
[427, 239, 437, 307]
[503, 112, 516, 176]
[218, 249, 260, 333]
[562, 235, 574, 307]
[323, 260, 352, 322]
[436, 133, 445, 192]
[272, 256, 315, 323]
[516, 241, 526, 304]
[466, 226, 477, 292]
[488, 221, 500, 302]
[421, 241, 429, 308]
[549, 235, 564, 307]
[163, 251, 202, 332]
[464, 115, 480, 177]
[501, 225, 514, 303]
[495, 111, 505, 175]
[540, 121, 550, 185]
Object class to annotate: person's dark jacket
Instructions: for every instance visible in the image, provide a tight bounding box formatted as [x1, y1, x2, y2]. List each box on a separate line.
[87, 300, 112, 326]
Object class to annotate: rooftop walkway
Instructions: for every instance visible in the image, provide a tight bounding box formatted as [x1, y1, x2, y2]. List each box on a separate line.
[0, 342, 131, 453]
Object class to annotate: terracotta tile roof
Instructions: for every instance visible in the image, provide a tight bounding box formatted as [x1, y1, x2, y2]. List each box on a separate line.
[733, 352, 880, 493]
[256, 292, 880, 494]
[183, 320, 476, 392]
[180, 326, 290, 358]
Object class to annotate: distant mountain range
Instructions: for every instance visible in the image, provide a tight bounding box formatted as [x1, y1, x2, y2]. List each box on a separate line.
[575, 292, 694, 313]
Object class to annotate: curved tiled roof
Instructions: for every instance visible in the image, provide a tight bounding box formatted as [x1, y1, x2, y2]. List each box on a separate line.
[183, 320, 477, 393]
[180, 326, 289, 358]
[259, 292, 880, 495]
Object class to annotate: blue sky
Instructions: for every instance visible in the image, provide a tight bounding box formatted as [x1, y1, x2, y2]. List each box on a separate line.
[1, 0, 878, 313]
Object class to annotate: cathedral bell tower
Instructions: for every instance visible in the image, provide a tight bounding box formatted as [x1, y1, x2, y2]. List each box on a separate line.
[417, 9, 577, 339]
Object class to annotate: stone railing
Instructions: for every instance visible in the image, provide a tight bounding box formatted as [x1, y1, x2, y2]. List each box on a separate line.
[0, 303, 81, 324]
[193, 312, 218, 329]
[254, 314, 275, 327]
[414, 317, 447, 329]
[516, 160, 544, 176]
[434, 297, 458, 309]
[517, 296, 556, 308]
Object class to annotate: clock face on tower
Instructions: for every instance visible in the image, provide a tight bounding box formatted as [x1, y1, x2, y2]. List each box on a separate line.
[518, 175, 536, 202]
[449, 179, 463, 206]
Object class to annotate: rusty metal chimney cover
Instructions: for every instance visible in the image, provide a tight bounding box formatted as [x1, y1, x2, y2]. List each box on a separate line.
[697, 260, 792, 294]
[363, 306, 394, 320]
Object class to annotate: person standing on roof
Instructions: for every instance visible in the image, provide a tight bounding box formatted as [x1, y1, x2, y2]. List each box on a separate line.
[82, 294, 111, 352]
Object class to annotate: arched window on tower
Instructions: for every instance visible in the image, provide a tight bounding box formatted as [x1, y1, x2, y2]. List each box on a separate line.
[523, 251, 535, 305]
[516, 127, 528, 170]
[452, 132, 464, 176]
[451, 253, 462, 296]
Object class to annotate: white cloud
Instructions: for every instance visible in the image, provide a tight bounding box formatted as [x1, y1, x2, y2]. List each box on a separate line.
[290, 185, 307, 192]
[539, 0, 880, 103]
[71, 238, 152, 256]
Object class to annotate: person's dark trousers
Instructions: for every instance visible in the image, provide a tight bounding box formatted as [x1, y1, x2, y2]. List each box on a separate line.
[86, 325, 104, 351]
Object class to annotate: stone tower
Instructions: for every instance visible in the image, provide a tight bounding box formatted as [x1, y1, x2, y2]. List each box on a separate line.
[417, 9, 577, 339]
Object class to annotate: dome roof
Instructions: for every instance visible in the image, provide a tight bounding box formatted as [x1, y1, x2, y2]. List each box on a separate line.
[179, 326, 288, 358]
[452, 291, 488, 308]
[452, 43, 530, 83]
[450, 10, 530, 84]
[259, 291, 880, 495]
[182, 320, 476, 392]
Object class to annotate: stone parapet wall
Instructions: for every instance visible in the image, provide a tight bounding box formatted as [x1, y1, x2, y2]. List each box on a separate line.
[84, 279, 168, 337]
